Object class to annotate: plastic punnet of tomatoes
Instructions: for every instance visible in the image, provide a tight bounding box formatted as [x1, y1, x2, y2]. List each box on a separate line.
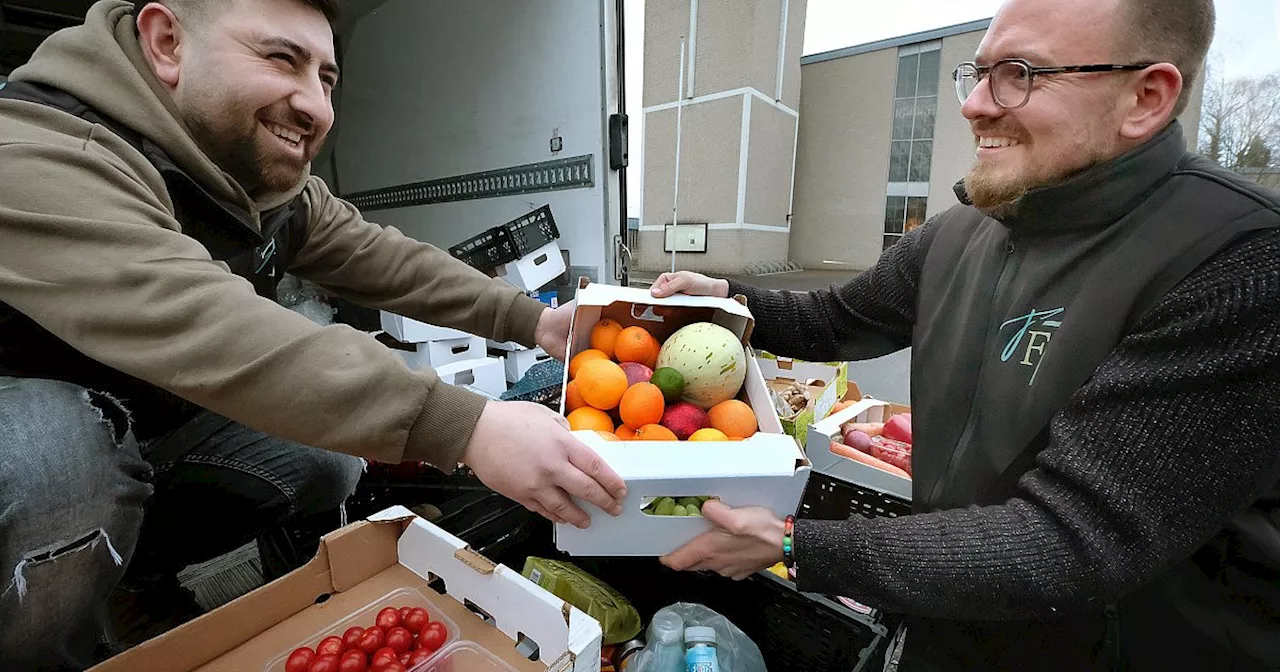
[269, 588, 458, 672]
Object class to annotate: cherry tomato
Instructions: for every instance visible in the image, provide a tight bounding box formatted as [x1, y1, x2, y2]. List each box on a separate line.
[408, 648, 432, 666]
[337, 649, 368, 672]
[384, 626, 414, 655]
[357, 627, 386, 655]
[381, 663, 407, 672]
[308, 654, 340, 672]
[375, 607, 401, 630]
[286, 647, 316, 672]
[317, 636, 345, 657]
[341, 626, 365, 651]
[370, 647, 399, 671]
[399, 652, 411, 665]
[398, 606, 412, 620]
[402, 607, 429, 632]
[418, 622, 447, 652]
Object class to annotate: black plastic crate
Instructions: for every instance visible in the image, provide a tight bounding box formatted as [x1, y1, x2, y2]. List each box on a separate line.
[505, 205, 560, 257]
[801, 470, 913, 521]
[449, 224, 519, 269]
[448, 205, 561, 271]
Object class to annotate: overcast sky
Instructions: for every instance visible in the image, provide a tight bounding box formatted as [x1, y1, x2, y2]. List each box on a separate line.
[623, 0, 1280, 216]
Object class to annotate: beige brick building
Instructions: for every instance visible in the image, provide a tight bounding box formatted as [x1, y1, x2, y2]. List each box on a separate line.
[638, 15, 1205, 274]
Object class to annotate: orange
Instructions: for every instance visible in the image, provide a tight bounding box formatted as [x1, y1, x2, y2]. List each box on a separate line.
[564, 380, 586, 412]
[688, 428, 729, 442]
[615, 424, 637, 440]
[634, 424, 679, 441]
[708, 399, 758, 438]
[590, 319, 624, 359]
[567, 407, 615, 433]
[595, 430, 620, 441]
[576, 359, 629, 410]
[614, 326, 660, 369]
[619, 382, 665, 430]
[569, 349, 609, 379]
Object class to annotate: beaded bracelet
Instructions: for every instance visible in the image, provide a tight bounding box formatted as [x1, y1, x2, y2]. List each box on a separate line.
[782, 515, 796, 568]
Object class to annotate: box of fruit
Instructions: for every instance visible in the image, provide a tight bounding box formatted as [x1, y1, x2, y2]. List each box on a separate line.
[806, 398, 913, 502]
[553, 280, 812, 556]
[756, 353, 849, 448]
[91, 506, 602, 672]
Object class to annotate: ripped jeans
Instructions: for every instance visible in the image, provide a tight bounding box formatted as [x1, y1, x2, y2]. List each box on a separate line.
[0, 377, 365, 670]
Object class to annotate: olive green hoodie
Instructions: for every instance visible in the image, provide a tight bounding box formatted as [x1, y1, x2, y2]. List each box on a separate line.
[0, 0, 548, 466]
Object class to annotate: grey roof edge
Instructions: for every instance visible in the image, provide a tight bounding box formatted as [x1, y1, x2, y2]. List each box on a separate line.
[801, 18, 993, 65]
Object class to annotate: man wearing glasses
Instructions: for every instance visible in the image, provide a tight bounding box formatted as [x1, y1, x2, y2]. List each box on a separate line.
[652, 0, 1280, 669]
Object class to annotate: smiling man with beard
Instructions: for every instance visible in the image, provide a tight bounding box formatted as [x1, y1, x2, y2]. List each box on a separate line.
[0, 1, 628, 669]
[649, 0, 1280, 670]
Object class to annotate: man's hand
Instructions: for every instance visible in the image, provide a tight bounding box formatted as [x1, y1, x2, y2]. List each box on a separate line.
[659, 501, 786, 580]
[462, 400, 626, 528]
[649, 271, 730, 299]
[534, 301, 575, 361]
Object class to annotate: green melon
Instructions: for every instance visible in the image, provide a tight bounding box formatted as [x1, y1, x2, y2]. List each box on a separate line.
[655, 322, 747, 410]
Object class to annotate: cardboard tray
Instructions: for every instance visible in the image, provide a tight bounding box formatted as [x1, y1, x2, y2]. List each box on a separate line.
[806, 398, 912, 502]
[92, 507, 602, 672]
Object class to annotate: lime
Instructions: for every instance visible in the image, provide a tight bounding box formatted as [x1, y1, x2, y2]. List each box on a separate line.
[651, 367, 685, 402]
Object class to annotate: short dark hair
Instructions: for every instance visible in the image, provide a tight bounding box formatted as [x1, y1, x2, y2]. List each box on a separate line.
[133, 0, 340, 30]
[1117, 0, 1215, 118]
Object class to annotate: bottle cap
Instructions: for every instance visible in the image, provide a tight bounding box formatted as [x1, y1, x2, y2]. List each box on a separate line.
[684, 626, 717, 644]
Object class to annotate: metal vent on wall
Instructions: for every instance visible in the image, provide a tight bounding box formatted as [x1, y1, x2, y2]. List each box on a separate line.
[344, 155, 595, 212]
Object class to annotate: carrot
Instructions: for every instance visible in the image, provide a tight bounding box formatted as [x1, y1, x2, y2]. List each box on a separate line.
[842, 422, 884, 437]
[830, 441, 911, 479]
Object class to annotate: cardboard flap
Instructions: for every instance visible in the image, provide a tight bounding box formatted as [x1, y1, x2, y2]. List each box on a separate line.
[396, 518, 591, 665]
[322, 518, 404, 592]
[812, 398, 891, 434]
[575, 282, 753, 321]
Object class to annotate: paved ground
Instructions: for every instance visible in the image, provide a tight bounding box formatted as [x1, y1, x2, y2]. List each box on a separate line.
[631, 269, 913, 404]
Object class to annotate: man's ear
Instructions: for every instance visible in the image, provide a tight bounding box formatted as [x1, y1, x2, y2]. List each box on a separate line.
[135, 3, 186, 89]
[1120, 63, 1183, 140]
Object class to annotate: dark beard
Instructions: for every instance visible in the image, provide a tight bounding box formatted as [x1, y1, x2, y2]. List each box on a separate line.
[182, 107, 306, 200]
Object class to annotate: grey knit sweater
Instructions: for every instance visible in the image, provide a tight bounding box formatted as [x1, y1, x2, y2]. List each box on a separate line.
[729, 225, 1280, 621]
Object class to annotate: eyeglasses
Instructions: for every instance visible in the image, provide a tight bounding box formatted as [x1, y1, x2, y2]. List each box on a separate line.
[952, 58, 1155, 109]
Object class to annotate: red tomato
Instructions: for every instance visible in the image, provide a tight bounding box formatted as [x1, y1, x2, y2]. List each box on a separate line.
[398, 652, 411, 665]
[317, 636, 345, 657]
[408, 648, 432, 666]
[418, 622, 447, 652]
[375, 607, 401, 630]
[341, 626, 365, 651]
[308, 654, 340, 672]
[398, 606, 412, 620]
[402, 607, 428, 632]
[286, 647, 316, 672]
[384, 627, 414, 655]
[381, 663, 407, 672]
[369, 647, 399, 671]
[337, 649, 368, 672]
[357, 627, 386, 655]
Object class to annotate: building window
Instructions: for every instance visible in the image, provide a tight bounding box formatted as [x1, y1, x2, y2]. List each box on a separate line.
[884, 41, 940, 250]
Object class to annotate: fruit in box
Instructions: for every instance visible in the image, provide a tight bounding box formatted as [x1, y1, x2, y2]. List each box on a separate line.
[650, 367, 685, 402]
[619, 382, 665, 429]
[660, 401, 710, 440]
[707, 399, 758, 438]
[654, 323, 747, 410]
[619, 362, 653, 387]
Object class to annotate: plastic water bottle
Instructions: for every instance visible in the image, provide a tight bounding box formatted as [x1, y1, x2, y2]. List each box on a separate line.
[648, 611, 686, 672]
[684, 626, 719, 672]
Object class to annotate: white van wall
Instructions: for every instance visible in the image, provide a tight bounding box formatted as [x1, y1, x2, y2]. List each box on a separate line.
[332, 0, 617, 281]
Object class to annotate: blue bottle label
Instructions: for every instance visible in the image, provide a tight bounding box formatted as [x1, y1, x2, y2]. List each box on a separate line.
[686, 647, 719, 672]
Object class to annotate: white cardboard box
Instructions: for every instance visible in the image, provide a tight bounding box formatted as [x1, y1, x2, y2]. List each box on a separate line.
[396, 336, 488, 372]
[807, 397, 912, 502]
[496, 241, 565, 292]
[504, 346, 553, 383]
[436, 357, 508, 398]
[554, 281, 811, 556]
[380, 311, 473, 343]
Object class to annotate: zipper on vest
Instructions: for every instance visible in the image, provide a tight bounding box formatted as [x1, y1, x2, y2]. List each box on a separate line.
[925, 236, 1019, 508]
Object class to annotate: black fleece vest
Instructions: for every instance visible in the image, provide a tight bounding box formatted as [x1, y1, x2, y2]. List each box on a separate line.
[904, 123, 1280, 670]
[0, 81, 310, 438]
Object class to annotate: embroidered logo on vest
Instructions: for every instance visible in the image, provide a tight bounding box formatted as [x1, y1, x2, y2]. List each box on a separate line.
[1000, 308, 1064, 385]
